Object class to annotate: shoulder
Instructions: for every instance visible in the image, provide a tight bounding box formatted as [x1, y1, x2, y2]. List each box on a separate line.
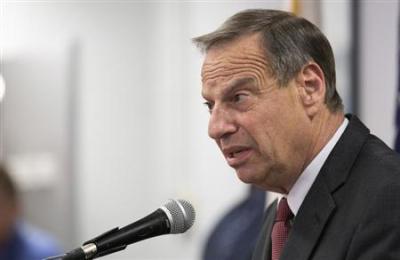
[17, 223, 62, 259]
[346, 133, 400, 222]
[343, 136, 400, 258]
[356, 134, 400, 181]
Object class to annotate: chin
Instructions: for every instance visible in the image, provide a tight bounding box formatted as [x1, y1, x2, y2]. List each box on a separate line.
[235, 168, 259, 185]
[235, 163, 273, 187]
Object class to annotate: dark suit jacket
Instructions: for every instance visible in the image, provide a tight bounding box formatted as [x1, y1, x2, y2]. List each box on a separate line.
[252, 115, 400, 260]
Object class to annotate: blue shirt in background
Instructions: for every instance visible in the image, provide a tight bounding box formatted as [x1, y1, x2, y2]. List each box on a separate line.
[0, 222, 61, 260]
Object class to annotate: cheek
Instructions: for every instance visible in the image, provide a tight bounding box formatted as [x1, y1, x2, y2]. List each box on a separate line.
[244, 115, 275, 155]
[247, 110, 294, 159]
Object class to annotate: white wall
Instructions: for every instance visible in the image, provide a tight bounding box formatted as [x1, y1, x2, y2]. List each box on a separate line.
[360, 1, 399, 147]
[322, 1, 352, 113]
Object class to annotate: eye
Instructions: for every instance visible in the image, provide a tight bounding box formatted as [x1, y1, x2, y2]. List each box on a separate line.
[233, 93, 248, 103]
[203, 101, 214, 113]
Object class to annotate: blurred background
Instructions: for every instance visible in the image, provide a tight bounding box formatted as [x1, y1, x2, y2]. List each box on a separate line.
[0, 0, 398, 259]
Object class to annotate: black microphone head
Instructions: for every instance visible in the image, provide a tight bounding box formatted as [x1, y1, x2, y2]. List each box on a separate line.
[160, 199, 195, 234]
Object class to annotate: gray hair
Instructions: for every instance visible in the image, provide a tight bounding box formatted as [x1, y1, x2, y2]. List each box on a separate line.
[193, 9, 343, 112]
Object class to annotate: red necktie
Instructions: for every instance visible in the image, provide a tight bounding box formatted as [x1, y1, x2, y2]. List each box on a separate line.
[271, 198, 293, 260]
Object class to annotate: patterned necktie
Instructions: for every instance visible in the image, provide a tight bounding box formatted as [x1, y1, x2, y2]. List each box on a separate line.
[271, 198, 293, 260]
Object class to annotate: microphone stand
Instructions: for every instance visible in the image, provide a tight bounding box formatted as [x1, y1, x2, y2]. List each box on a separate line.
[44, 227, 127, 260]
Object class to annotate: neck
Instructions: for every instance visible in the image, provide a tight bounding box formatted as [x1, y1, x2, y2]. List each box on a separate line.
[302, 110, 345, 172]
[263, 110, 345, 194]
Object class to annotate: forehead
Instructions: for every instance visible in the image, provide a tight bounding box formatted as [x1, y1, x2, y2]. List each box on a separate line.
[201, 33, 269, 86]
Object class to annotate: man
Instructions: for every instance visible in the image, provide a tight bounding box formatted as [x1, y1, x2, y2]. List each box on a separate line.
[0, 164, 61, 259]
[193, 9, 400, 260]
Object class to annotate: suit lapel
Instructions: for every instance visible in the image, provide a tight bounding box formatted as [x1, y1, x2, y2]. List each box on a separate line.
[281, 115, 370, 260]
[281, 178, 335, 260]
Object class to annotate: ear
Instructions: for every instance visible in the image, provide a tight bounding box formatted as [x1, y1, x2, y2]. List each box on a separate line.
[296, 62, 326, 118]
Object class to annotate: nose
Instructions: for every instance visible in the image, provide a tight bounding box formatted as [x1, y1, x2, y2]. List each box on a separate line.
[208, 107, 237, 140]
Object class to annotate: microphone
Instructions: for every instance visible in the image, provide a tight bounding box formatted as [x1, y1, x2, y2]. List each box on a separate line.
[48, 199, 195, 260]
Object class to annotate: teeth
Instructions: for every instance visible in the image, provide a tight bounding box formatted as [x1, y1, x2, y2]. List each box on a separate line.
[229, 151, 242, 158]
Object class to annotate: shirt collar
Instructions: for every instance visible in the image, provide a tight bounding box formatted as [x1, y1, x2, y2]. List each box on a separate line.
[287, 118, 349, 216]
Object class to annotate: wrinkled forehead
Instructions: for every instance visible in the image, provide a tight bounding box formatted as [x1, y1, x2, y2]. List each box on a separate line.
[201, 34, 270, 86]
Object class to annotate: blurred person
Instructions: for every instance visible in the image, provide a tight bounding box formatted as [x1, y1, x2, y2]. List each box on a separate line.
[0, 164, 61, 260]
[203, 185, 265, 260]
[194, 9, 400, 260]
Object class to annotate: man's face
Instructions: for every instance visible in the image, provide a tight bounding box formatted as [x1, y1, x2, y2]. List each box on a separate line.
[201, 34, 312, 193]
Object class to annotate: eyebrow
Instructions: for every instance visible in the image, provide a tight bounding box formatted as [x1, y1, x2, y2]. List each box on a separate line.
[222, 77, 257, 97]
[201, 77, 257, 101]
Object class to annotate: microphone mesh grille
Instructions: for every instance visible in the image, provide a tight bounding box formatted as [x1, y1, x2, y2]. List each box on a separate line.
[164, 199, 196, 234]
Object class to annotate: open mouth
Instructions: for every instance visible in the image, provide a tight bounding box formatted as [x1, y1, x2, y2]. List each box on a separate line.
[228, 149, 247, 158]
[224, 147, 252, 167]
